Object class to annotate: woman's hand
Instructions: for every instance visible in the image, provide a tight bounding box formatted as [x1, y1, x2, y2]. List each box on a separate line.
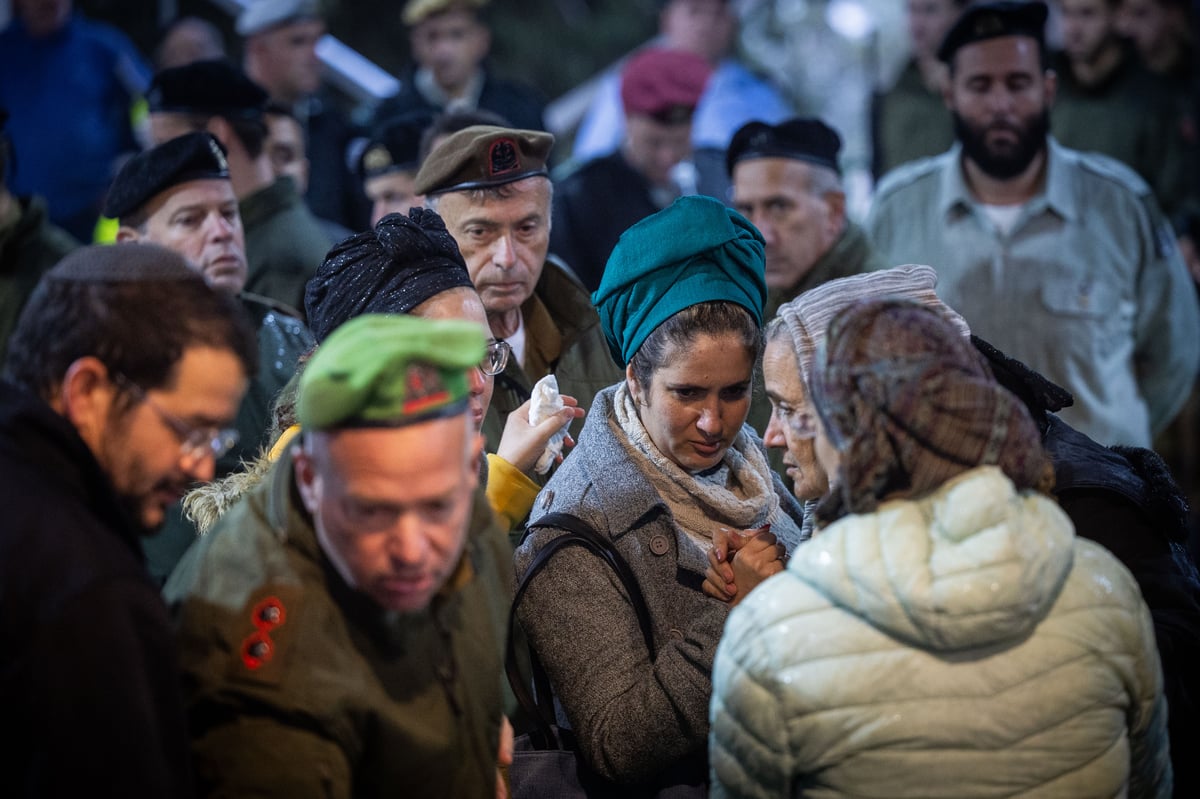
[702, 525, 786, 606]
[496, 394, 584, 475]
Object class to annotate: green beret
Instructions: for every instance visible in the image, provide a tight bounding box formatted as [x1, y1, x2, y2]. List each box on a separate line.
[593, 195, 766, 366]
[103, 132, 229, 220]
[298, 314, 486, 431]
[937, 1, 1047, 63]
[414, 125, 553, 196]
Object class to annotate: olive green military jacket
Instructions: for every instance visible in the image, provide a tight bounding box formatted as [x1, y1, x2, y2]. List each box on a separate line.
[163, 449, 511, 799]
[240, 176, 334, 317]
[481, 257, 624, 457]
[872, 59, 955, 180]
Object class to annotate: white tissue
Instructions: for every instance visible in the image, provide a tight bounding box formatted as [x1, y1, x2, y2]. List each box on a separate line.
[529, 374, 567, 475]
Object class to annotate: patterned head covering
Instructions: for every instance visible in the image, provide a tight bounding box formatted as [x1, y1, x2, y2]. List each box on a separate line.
[304, 207, 474, 343]
[810, 299, 1049, 521]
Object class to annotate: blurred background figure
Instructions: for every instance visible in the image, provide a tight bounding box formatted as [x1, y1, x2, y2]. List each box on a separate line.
[552, 48, 712, 292]
[0, 106, 77, 365]
[739, 0, 880, 219]
[572, 0, 792, 202]
[240, 0, 366, 231]
[871, 0, 966, 179]
[1050, 0, 1194, 222]
[358, 111, 432, 225]
[153, 15, 225, 71]
[0, 0, 151, 241]
[372, 0, 547, 133]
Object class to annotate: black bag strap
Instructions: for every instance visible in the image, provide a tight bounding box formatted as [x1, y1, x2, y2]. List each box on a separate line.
[506, 512, 657, 750]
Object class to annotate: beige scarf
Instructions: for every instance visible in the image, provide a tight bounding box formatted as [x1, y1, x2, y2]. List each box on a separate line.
[612, 383, 800, 551]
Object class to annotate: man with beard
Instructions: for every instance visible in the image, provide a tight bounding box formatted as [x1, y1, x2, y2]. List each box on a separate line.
[867, 0, 1199, 449]
[0, 243, 254, 796]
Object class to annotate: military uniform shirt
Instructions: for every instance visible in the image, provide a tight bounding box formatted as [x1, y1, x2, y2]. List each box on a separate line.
[867, 138, 1200, 447]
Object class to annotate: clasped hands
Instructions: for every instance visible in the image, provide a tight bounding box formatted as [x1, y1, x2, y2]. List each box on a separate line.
[702, 524, 787, 607]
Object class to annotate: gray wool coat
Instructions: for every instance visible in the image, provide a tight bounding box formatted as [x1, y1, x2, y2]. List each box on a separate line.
[512, 385, 805, 788]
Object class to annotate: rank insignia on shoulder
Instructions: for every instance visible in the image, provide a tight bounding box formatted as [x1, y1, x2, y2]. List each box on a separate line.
[239, 595, 288, 672]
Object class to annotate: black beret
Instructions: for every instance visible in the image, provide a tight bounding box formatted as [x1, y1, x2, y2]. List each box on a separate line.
[147, 59, 268, 119]
[937, 1, 1048, 64]
[726, 118, 842, 177]
[103, 132, 230, 220]
[360, 112, 435, 181]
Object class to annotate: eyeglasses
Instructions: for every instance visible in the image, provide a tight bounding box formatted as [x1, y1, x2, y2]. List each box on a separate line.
[479, 339, 512, 377]
[110, 372, 240, 462]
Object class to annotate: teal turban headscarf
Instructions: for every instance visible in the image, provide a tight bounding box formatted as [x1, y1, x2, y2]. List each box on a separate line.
[593, 195, 767, 366]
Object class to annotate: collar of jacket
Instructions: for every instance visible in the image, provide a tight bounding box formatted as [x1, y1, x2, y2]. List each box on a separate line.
[0, 379, 145, 558]
[238, 176, 302, 231]
[938, 137, 1078, 225]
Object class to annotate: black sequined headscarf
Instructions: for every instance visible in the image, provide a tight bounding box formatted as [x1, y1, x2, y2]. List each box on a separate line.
[304, 207, 475, 343]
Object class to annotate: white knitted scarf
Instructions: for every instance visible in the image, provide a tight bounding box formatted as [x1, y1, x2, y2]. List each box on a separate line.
[612, 383, 798, 550]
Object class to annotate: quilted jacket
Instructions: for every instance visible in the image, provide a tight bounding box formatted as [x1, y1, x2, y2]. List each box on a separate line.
[710, 466, 1172, 798]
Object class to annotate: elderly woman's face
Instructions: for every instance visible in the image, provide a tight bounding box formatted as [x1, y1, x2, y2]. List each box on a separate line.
[762, 337, 829, 501]
[626, 331, 753, 473]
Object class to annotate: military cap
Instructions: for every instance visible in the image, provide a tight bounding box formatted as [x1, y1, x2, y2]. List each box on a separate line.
[103, 132, 230, 220]
[360, 112, 433, 180]
[620, 48, 712, 124]
[414, 125, 554, 196]
[726, 117, 842, 177]
[402, 0, 487, 27]
[937, 1, 1048, 63]
[236, 0, 320, 36]
[147, 59, 269, 119]
[297, 314, 486, 431]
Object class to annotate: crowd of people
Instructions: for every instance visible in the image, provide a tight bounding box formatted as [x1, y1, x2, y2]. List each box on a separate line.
[2, 0, 1200, 796]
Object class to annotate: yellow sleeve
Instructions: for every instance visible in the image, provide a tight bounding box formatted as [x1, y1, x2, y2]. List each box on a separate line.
[485, 453, 539, 535]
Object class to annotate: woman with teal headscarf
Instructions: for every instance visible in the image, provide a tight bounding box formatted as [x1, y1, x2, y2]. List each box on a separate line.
[512, 196, 805, 791]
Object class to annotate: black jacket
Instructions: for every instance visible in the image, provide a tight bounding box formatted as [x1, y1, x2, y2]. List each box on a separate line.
[551, 150, 662, 292]
[980, 337, 1200, 797]
[0, 381, 194, 797]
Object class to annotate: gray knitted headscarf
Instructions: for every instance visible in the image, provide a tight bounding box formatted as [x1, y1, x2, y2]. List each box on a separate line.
[774, 264, 972, 390]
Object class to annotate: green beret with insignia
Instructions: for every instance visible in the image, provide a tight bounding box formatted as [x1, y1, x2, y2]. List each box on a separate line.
[414, 125, 553, 196]
[937, 1, 1047, 64]
[298, 314, 486, 431]
[103, 132, 230, 220]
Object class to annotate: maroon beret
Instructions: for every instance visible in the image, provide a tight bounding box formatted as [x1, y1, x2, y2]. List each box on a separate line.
[620, 48, 712, 124]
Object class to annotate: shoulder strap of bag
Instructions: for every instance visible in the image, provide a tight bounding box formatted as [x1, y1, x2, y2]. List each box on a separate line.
[506, 511, 656, 750]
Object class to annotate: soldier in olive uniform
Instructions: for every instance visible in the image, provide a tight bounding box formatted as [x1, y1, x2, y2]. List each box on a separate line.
[165, 314, 512, 798]
[104, 131, 314, 580]
[146, 59, 334, 315]
[416, 125, 624, 462]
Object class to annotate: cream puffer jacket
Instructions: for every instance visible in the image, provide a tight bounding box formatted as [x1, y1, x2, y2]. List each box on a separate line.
[710, 466, 1172, 798]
